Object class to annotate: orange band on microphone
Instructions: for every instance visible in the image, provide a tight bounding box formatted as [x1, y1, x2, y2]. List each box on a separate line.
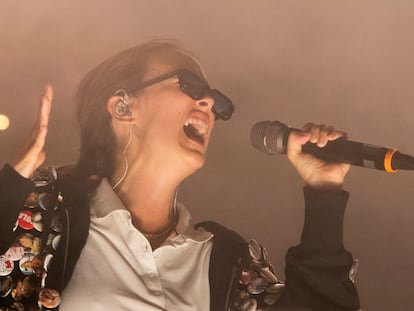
[384, 149, 397, 173]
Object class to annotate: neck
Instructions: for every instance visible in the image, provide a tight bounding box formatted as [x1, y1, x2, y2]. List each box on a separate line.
[111, 167, 180, 235]
[109, 139, 193, 239]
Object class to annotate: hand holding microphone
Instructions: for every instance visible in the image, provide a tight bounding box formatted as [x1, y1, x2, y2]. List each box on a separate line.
[251, 120, 414, 191]
[289, 123, 351, 191]
[252, 121, 351, 191]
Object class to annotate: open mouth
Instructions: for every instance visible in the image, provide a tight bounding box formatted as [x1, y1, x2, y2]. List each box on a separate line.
[183, 118, 207, 145]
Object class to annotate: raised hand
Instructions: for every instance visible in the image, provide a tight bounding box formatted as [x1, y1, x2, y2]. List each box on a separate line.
[13, 85, 53, 178]
[287, 123, 350, 192]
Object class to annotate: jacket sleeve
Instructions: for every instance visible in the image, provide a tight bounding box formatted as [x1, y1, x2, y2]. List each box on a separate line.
[0, 164, 34, 253]
[278, 187, 360, 310]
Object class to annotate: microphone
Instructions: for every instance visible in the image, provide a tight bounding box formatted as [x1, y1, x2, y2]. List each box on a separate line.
[250, 120, 414, 172]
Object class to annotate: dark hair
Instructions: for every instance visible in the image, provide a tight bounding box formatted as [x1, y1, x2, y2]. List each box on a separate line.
[75, 40, 205, 191]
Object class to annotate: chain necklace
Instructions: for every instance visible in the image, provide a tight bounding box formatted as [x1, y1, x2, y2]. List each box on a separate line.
[141, 217, 176, 239]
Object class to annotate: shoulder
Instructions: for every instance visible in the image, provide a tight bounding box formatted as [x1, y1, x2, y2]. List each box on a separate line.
[195, 221, 249, 261]
[55, 165, 89, 211]
[195, 221, 245, 244]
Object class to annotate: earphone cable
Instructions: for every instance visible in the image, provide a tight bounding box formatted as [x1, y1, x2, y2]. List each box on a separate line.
[112, 125, 132, 189]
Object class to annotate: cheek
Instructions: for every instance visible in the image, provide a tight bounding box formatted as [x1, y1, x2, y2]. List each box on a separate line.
[154, 110, 184, 130]
[147, 92, 186, 117]
[136, 90, 191, 137]
[155, 105, 187, 128]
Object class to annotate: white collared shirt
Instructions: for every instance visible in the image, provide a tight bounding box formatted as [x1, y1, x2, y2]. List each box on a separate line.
[60, 179, 213, 311]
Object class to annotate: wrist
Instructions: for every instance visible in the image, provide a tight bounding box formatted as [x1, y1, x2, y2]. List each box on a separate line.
[305, 179, 344, 194]
[13, 161, 33, 179]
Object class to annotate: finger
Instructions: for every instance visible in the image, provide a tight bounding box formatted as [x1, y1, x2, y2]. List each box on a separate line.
[326, 129, 348, 141]
[31, 85, 53, 148]
[306, 124, 341, 147]
[309, 124, 325, 144]
[301, 122, 314, 133]
[316, 125, 334, 147]
[38, 84, 53, 129]
[301, 122, 321, 144]
[301, 122, 348, 147]
[287, 131, 311, 159]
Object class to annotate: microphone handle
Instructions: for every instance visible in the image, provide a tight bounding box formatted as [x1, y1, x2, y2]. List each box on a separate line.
[285, 128, 414, 172]
[303, 139, 393, 171]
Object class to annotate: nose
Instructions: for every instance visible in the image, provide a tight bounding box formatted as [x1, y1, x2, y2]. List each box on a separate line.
[195, 95, 214, 113]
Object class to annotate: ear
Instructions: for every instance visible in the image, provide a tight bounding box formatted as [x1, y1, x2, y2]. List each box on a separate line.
[107, 94, 135, 122]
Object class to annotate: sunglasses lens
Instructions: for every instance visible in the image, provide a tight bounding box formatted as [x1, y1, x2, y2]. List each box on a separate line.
[178, 71, 234, 121]
[211, 89, 234, 120]
[178, 72, 208, 100]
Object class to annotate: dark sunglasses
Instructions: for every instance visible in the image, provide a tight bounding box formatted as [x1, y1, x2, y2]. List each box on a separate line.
[131, 69, 234, 120]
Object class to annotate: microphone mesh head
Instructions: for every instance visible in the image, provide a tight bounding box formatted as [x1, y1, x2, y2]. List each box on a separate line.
[250, 120, 288, 155]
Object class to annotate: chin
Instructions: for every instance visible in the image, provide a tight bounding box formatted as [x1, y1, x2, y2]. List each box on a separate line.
[192, 154, 206, 170]
[184, 151, 206, 173]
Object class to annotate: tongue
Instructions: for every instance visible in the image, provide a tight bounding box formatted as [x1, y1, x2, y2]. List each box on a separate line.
[184, 124, 204, 144]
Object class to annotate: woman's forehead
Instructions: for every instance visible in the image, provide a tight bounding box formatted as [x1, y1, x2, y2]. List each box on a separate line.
[144, 53, 205, 79]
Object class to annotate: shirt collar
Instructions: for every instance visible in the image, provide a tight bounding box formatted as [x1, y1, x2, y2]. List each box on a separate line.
[89, 178, 127, 218]
[171, 202, 213, 243]
[90, 179, 213, 243]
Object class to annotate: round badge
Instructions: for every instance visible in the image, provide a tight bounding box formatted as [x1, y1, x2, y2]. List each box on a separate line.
[25, 191, 39, 208]
[17, 233, 34, 249]
[38, 193, 54, 211]
[12, 276, 36, 301]
[240, 298, 257, 311]
[34, 179, 49, 187]
[0, 256, 14, 276]
[31, 237, 42, 255]
[260, 267, 278, 283]
[17, 210, 34, 230]
[38, 288, 61, 309]
[32, 212, 43, 232]
[247, 277, 268, 295]
[32, 169, 50, 187]
[0, 276, 13, 297]
[4, 244, 25, 261]
[50, 214, 62, 233]
[30, 255, 45, 278]
[266, 282, 285, 294]
[43, 254, 54, 273]
[9, 302, 24, 310]
[52, 235, 61, 250]
[19, 253, 35, 275]
[264, 293, 279, 306]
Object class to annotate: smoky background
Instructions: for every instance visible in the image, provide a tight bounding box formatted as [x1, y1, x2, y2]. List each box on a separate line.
[0, 1, 413, 310]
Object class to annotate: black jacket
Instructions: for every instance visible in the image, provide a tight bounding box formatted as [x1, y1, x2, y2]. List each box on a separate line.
[0, 165, 360, 310]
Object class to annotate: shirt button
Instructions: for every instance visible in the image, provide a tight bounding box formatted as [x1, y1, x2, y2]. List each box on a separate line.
[148, 273, 156, 278]
[153, 290, 161, 296]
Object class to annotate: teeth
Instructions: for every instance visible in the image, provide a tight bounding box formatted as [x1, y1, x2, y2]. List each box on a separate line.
[184, 117, 207, 135]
